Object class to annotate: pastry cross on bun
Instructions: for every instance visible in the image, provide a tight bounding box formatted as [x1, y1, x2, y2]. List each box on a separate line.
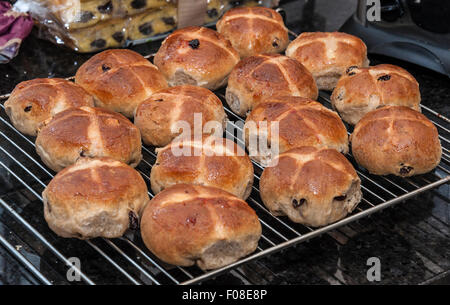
[351, 106, 442, 177]
[244, 96, 348, 165]
[36, 106, 142, 172]
[75, 49, 168, 118]
[216, 6, 289, 58]
[260, 146, 362, 227]
[134, 85, 227, 147]
[140, 184, 261, 270]
[226, 54, 318, 116]
[286, 32, 369, 91]
[43, 157, 149, 239]
[154, 26, 240, 90]
[4, 78, 94, 136]
[331, 64, 421, 125]
[150, 135, 254, 199]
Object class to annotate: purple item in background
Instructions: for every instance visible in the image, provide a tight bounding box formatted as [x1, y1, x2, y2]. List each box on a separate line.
[0, 1, 33, 63]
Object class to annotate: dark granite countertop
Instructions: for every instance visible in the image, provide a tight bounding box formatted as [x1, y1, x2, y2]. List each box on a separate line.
[0, 0, 449, 285]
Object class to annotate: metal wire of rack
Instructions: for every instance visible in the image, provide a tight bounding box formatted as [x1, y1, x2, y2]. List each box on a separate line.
[0, 48, 450, 286]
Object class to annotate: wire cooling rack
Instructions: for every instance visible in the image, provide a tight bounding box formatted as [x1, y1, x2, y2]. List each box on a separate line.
[0, 45, 449, 285]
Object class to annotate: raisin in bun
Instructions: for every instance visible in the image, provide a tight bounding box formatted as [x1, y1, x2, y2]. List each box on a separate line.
[43, 157, 149, 239]
[260, 146, 362, 227]
[35, 106, 142, 172]
[140, 184, 261, 270]
[4, 78, 94, 136]
[350, 106, 441, 177]
[75, 49, 168, 118]
[226, 54, 318, 116]
[331, 64, 421, 125]
[216, 6, 289, 58]
[153, 26, 240, 90]
[134, 85, 227, 147]
[244, 96, 348, 165]
[150, 135, 253, 199]
[286, 32, 369, 91]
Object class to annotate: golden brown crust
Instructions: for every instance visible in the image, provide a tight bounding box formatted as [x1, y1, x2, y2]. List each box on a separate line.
[226, 54, 318, 116]
[244, 96, 348, 164]
[350, 106, 441, 176]
[35, 106, 142, 172]
[153, 26, 240, 90]
[150, 136, 254, 199]
[331, 64, 421, 125]
[134, 85, 227, 147]
[75, 49, 168, 117]
[4, 78, 95, 136]
[285, 32, 369, 90]
[216, 7, 289, 58]
[260, 146, 361, 227]
[140, 184, 261, 269]
[43, 157, 149, 239]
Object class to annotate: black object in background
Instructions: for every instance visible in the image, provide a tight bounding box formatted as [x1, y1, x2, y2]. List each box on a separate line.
[340, 0, 450, 77]
[407, 0, 450, 33]
[380, 0, 404, 22]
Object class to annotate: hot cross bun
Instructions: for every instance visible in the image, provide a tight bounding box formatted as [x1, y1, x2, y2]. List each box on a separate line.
[134, 85, 227, 147]
[350, 106, 441, 177]
[260, 146, 362, 227]
[244, 96, 348, 165]
[286, 32, 369, 90]
[4, 78, 94, 136]
[140, 184, 261, 270]
[153, 26, 240, 90]
[35, 106, 142, 172]
[75, 49, 168, 117]
[43, 157, 149, 239]
[216, 6, 289, 57]
[150, 135, 254, 199]
[226, 54, 318, 116]
[331, 64, 421, 125]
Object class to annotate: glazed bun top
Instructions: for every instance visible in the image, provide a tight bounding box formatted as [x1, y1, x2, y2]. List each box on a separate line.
[42, 156, 149, 239]
[150, 135, 254, 199]
[226, 54, 318, 116]
[75, 49, 168, 117]
[262, 146, 359, 205]
[350, 105, 441, 176]
[4, 78, 94, 136]
[286, 32, 368, 76]
[134, 85, 227, 147]
[35, 106, 142, 172]
[153, 26, 240, 90]
[331, 64, 421, 125]
[45, 157, 148, 207]
[216, 6, 289, 57]
[245, 96, 349, 154]
[140, 183, 261, 269]
[259, 146, 361, 227]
